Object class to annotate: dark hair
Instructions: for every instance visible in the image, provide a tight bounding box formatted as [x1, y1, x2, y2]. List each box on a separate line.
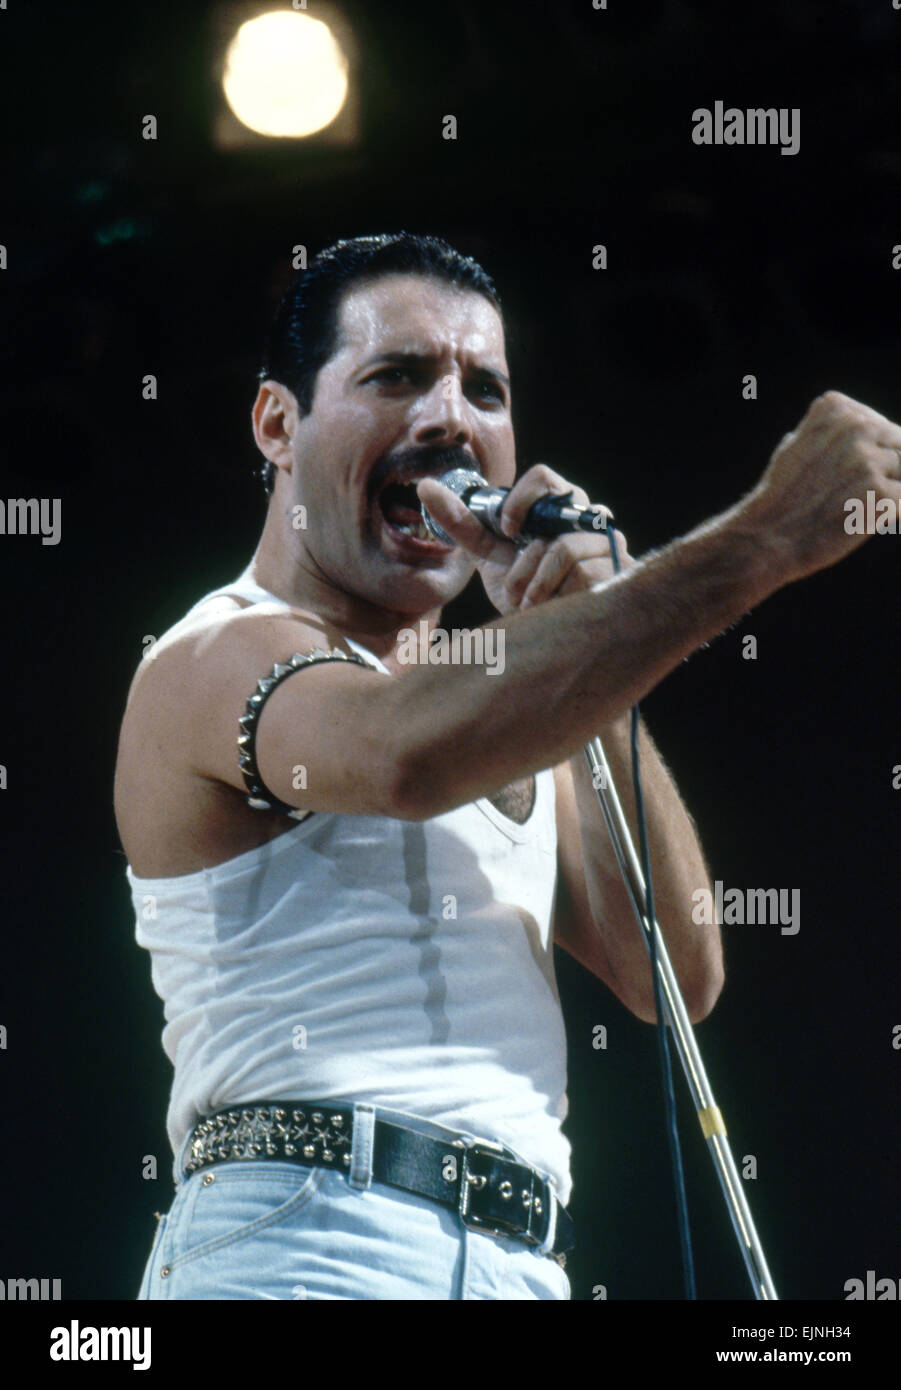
[255, 232, 503, 495]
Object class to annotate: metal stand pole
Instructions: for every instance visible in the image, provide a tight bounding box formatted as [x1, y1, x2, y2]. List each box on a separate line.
[584, 735, 779, 1301]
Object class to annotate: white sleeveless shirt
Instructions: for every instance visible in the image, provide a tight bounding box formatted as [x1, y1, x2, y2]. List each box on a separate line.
[127, 571, 572, 1202]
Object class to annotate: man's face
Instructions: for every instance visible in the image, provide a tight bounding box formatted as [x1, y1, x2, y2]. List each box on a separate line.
[286, 272, 516, 616]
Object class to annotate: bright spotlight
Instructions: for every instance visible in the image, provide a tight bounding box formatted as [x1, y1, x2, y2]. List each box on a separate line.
[222, 11, 349, 138]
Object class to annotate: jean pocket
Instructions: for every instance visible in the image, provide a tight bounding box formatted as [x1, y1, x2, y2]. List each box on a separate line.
[165, 1162, 326, 1273]
[136, 1212, 168, 1299]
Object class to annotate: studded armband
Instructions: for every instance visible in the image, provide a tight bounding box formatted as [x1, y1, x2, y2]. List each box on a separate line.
[238, 646, 375, 817]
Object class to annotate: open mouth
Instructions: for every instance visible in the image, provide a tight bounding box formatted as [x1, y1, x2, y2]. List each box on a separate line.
[377, 477, 450, 546]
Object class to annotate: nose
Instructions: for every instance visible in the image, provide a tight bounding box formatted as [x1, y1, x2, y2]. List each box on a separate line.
[412, 373, 471, 447]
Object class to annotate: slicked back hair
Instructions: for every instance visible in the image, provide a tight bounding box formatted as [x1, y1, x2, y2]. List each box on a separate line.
[255, 232, 503, 495]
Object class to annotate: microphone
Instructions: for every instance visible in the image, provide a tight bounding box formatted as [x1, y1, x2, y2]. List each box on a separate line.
[420, 468, 612, 546]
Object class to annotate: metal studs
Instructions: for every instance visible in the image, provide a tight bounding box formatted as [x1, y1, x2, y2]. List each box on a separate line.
[533, 1197, 543, 1215]
[522, 1189, 532, 1207]
[160, 1266, 170, 1279]
[202, 1173, 215, 1186]
[239, 648, 376, 816]
[499, 1181, 513, 1201]
[183, 1103, 351, 1187]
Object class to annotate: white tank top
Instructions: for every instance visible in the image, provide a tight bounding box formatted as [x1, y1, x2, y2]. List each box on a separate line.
[127, 570, 572, 1202]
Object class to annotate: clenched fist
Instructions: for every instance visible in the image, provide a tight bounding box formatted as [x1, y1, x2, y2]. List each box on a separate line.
[737, 391, 901, 584]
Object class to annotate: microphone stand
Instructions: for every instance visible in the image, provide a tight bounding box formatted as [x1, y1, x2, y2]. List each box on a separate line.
[583, 734, 778, 1301]
[420, 473, 778, 1295]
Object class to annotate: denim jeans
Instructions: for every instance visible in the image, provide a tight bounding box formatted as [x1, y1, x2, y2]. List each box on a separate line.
[137, 1103, 571, 1301]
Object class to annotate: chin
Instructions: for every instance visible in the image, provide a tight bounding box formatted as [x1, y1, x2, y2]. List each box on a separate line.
[379, 574, 462, 615]
[376, 557, 473, 614]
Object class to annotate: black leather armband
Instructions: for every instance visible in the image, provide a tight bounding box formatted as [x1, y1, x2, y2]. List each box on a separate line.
[238, 646, 376, 817]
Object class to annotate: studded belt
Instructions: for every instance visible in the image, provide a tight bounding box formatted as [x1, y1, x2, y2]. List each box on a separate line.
[183, 1100, 574, 1264]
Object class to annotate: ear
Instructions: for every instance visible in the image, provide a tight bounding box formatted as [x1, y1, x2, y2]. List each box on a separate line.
[252, 381, 298, 477]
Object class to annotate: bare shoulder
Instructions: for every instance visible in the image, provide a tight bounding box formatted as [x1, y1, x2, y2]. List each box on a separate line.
[113, 592, 370, 874]
[118, 595, 345, 745]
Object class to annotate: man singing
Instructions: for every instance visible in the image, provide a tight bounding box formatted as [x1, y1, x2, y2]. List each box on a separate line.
[115, 232, 901, 1300]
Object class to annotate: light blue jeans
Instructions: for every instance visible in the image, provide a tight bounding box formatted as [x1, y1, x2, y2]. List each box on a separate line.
[137, 1103, 571, 1301]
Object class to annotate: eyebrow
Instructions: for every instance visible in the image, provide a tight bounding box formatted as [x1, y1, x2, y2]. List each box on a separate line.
[359, 350, 510, 389]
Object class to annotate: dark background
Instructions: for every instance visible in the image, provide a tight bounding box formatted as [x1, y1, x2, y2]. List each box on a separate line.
[1, 0, 899, 1305]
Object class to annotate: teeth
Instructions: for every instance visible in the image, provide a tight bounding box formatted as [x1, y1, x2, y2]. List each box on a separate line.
[377, 476, 438, 542]
[382, 473, 427, 489]
[393, 518, 432, 540]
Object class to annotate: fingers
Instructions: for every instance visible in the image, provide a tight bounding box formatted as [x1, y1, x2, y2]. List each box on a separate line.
[806, 391, 901, 452]
[498, 462, 591, 539]
[415, 477, 515, 565]
[502, 538, 550, 607]
[521, 541, 600, 608]
[880, 444, 901, 478]
[505, 529, 631, 608]
[811, 395, 901, 490]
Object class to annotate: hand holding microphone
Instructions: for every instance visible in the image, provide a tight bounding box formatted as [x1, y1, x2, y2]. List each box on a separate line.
[419, 467, 613, 545]
[416, 463, 630, 615]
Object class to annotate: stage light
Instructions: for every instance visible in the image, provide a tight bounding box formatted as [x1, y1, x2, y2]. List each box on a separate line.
[222, 11, 349, 138]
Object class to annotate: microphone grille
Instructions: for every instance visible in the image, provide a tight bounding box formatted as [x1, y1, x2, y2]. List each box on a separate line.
[436, 467, 488, 496]
[420, 468, 487, 543]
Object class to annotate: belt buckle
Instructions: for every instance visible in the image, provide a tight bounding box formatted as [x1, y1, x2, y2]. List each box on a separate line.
[458, 1142, 545, 1246]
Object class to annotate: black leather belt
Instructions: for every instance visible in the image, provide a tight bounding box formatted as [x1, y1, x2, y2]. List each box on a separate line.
[183, 1100, 574, 1265]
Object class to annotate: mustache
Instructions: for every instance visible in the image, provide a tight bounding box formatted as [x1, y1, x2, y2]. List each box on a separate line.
[367, 445, 478, 501]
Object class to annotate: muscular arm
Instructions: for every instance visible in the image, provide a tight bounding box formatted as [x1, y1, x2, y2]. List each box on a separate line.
[185, 503, 775, 824]
[189, 391, 900, 834]
[388, 505, 774, 817]
[394, 387, 901, 817]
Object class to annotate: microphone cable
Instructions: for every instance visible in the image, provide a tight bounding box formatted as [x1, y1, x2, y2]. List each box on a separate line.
[607, 524, 697, 1301]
